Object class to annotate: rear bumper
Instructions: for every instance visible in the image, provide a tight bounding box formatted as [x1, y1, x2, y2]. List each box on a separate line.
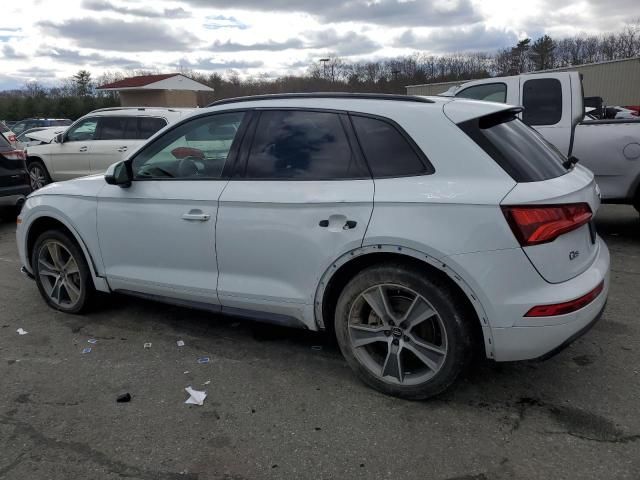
[0, 185, 30, 207]
[446, 237, 610, 361]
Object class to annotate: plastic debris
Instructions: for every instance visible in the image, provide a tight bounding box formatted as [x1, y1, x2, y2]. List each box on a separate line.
[88, 339, 97, 344]
[184, 371, 190, 374]
[203, 380, 211, 385]
[176, 340, 185, 347]
[16, 328, 28, 335]
[144, 343, 152, 349]
[184, 386, 207, 406]
[82, 347, 92, 354]
[197, 357, 210, 364]
[311, 345, 322, 351]
[117, 393, 131, 403]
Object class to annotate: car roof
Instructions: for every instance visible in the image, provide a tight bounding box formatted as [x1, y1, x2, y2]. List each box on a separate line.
[87, 107, 194, 117]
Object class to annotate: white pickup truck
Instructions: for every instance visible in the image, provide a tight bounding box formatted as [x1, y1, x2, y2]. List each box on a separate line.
[447, 72, 640, 213]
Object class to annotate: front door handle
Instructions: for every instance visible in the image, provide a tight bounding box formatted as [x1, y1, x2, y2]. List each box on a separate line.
[79, 146, 88, 152]
[182, 211, 211, 222]
[117, 146, 128, 152]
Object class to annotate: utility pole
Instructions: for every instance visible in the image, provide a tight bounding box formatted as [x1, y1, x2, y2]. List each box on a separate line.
[319, 58, 330, 79]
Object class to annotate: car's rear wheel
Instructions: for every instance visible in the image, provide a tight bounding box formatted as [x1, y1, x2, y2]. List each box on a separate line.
[32, 230, 94, 314]
[334, 264, 474, 399]
[28, 160, 51, 191]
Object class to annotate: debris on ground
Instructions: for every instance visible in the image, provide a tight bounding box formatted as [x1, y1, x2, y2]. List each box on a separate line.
[144, 342, 152, 349]
[176, 340, 185, 347]
[197, 357, 210, 364]
[203, 380, 211, 385]
[117, 393, 132, 403]
[88, 339, 97, 344]
[16, 328, 28, 335]
[311, 345, 322, 351]
[184, 371, 190, 374]
[184, 386, 207, 406]
[82, 347, 92, 354]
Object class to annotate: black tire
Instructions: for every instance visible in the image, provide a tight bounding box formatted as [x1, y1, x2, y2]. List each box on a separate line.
[31, 229, 94, 314]
[27, 159, 51, 191]
[334, 263, 474, 400]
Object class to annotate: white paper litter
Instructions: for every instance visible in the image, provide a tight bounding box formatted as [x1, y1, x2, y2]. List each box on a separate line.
[16, 328, 28, 335]
[203, 380, 211, 385]
[144, 342, 152, 349]
[176, 340, 185, 347]
[184, 386, 207, 406]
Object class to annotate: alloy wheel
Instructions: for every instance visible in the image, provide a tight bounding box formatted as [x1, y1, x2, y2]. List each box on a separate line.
[29, 164, 47, 190]
[347, 284, 448, 385]
[37, 240, 83, 308]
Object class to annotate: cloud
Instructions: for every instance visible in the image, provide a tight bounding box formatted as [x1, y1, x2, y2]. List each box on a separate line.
[203, 15, 249, 30]
[15, 66, 58, 79]
[37, 47, 145, 69]
[395, 25, 518, 53]
[39, 18, 199, 52]
[1, 44, 27, 60]
[183, 0, 481, 26]
[178, 58, 265, 70]
[81, 0, 191, 19]
[211, 29, 379, 55]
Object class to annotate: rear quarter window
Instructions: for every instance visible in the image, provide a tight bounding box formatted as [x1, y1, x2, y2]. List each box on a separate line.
[350, 115, 431, 177]
[458, 111, 568, 182]
[455, 83, 507, 103]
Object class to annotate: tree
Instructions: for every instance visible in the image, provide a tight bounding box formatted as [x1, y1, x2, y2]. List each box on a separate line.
[509, 38, 531, 74]
[72, 70, 93, 96]
[530, 35, 556, 70]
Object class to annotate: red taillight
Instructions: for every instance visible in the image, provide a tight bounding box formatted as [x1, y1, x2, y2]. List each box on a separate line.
[502, 203, 592, 246]
[525, 281, 604, 317]
[2, 149, 26, 161]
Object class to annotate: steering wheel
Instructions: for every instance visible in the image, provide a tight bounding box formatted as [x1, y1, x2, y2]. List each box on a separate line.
[177, 157, 200, 177]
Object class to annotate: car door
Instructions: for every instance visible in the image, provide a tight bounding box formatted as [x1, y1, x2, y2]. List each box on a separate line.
[215, 109, 374, 327]
[97, 111, 248, 304]
[47, 117, 98, 181]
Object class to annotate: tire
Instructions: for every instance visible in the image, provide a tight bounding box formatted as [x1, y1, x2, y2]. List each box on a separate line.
[27, 160, 51, 191]
[334, 263, 474, 400]
[31, 229, 94, 314]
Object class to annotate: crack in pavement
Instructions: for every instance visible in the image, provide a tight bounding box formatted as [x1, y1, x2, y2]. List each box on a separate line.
[0, 415, 199, 480]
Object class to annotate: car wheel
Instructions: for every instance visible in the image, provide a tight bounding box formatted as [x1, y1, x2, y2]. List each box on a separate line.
[28, 160, 51, 191]
[32, 229, 94, 314]
[334, 263, 474, 399]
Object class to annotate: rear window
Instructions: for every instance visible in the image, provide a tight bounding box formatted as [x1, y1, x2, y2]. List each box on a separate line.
[456, 83, 507, 103]
[458, 111, 568, 182]
[522, 78, 562, 126]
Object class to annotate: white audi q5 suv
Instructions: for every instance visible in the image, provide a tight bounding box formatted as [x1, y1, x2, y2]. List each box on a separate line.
[16, 93, 610, 399]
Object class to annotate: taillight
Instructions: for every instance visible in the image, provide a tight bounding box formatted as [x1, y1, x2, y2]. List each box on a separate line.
[2, 149, 26, 161]
[525, 281, 604, 317]
[8, 134, 17, 142]
[502, 203, 592, 246]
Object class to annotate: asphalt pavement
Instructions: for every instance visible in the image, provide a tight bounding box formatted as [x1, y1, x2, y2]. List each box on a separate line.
[0, 204, 638, 480]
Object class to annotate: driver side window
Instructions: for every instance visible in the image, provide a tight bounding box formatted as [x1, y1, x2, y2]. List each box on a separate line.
[66, 118, 98, 142]
[132, 112, 245, 180]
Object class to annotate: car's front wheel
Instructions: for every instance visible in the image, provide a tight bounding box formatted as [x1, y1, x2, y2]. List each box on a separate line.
[27, 160, 51, 191]
[335, 263, 474, 399]
[32, 230, 94, 314]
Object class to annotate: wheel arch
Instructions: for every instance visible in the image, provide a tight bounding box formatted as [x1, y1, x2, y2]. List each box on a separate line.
[314, 245, 494, 359]
[25, 213, 109, 292]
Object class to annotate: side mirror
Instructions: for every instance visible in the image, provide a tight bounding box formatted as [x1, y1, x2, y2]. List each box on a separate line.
[55, 133, 64, 144]
[105, 161, 132, 188]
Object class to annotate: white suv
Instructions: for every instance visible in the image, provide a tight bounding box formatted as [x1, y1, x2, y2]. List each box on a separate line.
[25, 107, 193, 190]
[16, 94, 610, 399]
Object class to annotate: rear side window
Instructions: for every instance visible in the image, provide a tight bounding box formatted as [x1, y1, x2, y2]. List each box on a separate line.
[97, 116, 127, 140]
[138, 117, 167, 139]
[458, 111, 568, 182]
[456, 83, 507, 103]
[244, 110, 362, 179]
[351, 115, 429, 177]
[522, 78, 562, 126]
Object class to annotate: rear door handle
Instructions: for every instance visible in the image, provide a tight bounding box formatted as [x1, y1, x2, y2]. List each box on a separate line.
[117, 146, 128, 152]
[79, 146, 88, 152]
[182, 212, 211, 222]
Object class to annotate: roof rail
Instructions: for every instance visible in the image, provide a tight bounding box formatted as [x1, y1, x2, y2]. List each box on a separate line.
[90, 107, 181, 113]
[207, 92, 435, 107]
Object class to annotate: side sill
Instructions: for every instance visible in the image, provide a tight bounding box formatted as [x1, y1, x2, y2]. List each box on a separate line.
[115, 289, 308, 330]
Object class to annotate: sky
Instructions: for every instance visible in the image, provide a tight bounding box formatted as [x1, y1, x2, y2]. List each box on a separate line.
[0, 0, 638, 90]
